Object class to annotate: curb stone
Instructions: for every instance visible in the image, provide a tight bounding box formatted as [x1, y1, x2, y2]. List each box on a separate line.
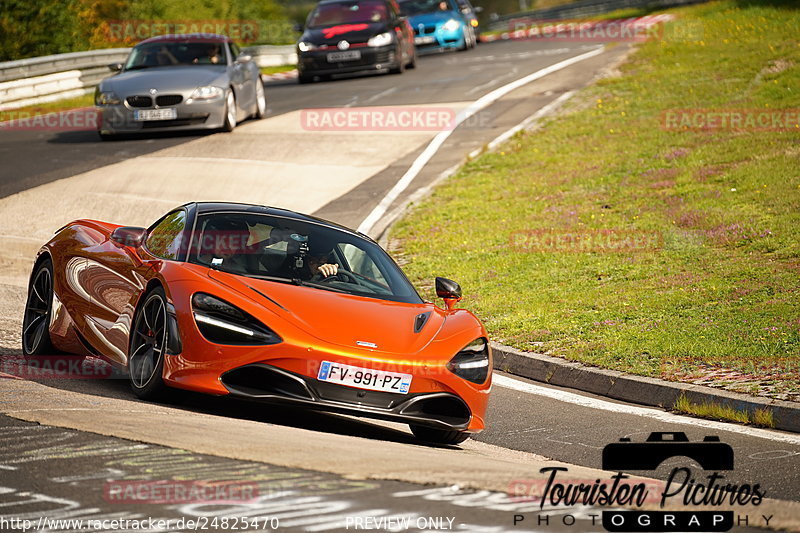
[492, 342, 800, 434]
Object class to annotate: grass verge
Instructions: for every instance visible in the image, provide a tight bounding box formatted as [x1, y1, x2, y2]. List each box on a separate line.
[673, 394, 775, 428]
[260, 65, 297, 75]
[0, 93, 94, 122]
[391, 0, 800, 397]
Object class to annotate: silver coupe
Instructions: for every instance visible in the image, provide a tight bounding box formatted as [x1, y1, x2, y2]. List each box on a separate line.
[95, 34, 266, 139]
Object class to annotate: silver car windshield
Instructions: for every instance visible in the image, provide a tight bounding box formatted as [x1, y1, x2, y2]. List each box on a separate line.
[125, 42, 228, 70]
[188, 212, 423, 304]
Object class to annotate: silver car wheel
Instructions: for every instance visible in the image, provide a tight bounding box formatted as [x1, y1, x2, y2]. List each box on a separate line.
[224, 91, 237, 132]
[255, 80, 266, 118]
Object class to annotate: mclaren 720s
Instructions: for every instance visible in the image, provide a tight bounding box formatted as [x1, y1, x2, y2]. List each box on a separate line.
[22, 202, 492, 444]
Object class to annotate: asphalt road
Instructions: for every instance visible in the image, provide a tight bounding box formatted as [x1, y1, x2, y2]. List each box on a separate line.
[1, 36, 798, 532]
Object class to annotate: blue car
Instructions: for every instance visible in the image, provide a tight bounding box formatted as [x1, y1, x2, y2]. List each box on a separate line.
[399, 0, 476, 52]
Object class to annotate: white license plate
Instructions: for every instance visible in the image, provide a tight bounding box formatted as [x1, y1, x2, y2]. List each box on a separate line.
[327, 50, 361, 62]
[317, 361, 412, 394]
[134, 108, 177, 121]
[415, 36, 436, 44]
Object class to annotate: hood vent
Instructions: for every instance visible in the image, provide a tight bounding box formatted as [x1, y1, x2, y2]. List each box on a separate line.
[413, 312, 431, 333]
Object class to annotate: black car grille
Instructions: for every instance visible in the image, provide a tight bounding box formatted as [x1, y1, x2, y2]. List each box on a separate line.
[140, 116, 208, 128]
[126, 95, 152, 108]
[414, 25, 437, 35]
[155, 94, 182, 106]
[304, 50, 395, 71]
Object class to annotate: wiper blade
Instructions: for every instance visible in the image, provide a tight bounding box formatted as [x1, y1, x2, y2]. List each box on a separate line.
[300, 281, 348, 294]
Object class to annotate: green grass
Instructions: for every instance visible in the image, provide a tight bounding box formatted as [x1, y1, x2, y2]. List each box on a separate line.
[260, 65, 296, 75]
[673, 395, 775, 428]
[0, 93, 94, 121]
[391, 0, 800, 391]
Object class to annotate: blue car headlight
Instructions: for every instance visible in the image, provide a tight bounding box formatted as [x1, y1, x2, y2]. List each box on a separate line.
[442, 19, 461, 32]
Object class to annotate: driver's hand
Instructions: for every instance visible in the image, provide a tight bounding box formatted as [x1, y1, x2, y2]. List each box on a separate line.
[317, 263, 339, 277]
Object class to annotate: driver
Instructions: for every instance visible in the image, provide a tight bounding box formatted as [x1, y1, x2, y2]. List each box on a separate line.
[303, 240, 339, 280]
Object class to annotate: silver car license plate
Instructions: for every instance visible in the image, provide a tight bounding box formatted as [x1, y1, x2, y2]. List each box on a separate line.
[327, 51, 361, 62]
[415, 36, 436, 44]
[134, 108, 177, 121]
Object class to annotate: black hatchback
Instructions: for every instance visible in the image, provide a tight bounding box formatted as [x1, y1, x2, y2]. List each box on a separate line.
[296, 0, 417, 83]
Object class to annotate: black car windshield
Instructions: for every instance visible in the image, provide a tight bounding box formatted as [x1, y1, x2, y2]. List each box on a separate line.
[399, 0, 456, 15]
[125, 42, 228, 70]
[188, 212, 423, 304]
[307, 1, 389, 27]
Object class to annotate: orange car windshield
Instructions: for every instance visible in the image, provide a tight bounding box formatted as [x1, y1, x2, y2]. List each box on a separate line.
[188, 212, 423, 304]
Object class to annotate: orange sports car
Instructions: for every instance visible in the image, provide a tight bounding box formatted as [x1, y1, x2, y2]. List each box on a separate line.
[22, 202, 491, 444]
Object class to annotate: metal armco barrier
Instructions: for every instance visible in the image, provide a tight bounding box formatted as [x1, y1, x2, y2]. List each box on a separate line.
[0, 45, 296, 110]
[486, 0, 707, 30]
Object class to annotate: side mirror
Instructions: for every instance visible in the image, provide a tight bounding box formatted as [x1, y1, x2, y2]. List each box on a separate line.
[108, 62, 123, 72]
[111, 226, 147, 248]
[293, 23, 304, 32]
[435, 276, 462, 310]
[236, 54, 253, 63]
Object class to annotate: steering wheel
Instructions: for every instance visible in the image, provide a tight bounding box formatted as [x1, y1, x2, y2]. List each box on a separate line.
[318, 270, 358, 284]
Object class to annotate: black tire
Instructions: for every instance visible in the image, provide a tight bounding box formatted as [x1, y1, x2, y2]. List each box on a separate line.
[222, 89, 237, 132]
[22, 258, 55, 355]
[406, 48, 417, 69]
[98, 132, 114, 141]
[410, 424, 470, 445]
[128, 287, 171, 400]
[298, 74, 314, 84]
[389, 49, 406, 75]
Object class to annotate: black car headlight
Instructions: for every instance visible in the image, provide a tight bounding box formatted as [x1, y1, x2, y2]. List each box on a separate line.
[447, 337, 490, 384]
[192, 293, 281, 345]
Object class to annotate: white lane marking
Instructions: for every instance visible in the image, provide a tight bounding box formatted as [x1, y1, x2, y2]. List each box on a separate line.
[465, 67, 519, 96]
[357, 46, 604, 235]
[364, 87, 398, 104]
[469, 89, 575, 158]
[493, 374, 800, 446]
[0, 465, 18, 470]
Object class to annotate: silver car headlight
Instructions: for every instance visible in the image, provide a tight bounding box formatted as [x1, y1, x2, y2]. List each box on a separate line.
[95, 90, 121, 106]
[367, 32, 393, 47]
[442, 19, 461, 32]
[298, 41, 317, 52]
[186, 86, 225, 103]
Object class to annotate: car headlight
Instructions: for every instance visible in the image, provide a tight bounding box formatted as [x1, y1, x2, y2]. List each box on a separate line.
[367, 32, 393, 47]
[447, 338, 490, 384]
[442, 19, 461, 32]
[186, 86, 224, 103]
[192, 293, 281, 345]
[95, 89, 121, 106]
[298, 41, 317, 52]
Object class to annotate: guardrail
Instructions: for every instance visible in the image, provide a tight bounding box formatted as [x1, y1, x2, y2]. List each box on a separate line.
[0, 45, 296, 110]
[486, 0, 707, 29]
